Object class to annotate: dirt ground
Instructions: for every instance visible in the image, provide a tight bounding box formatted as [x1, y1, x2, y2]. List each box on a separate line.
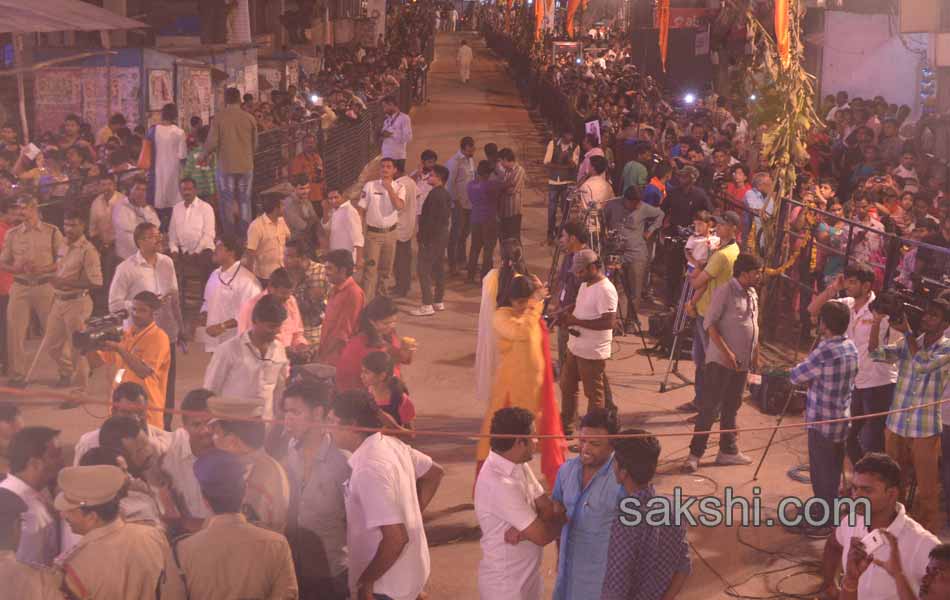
[12, 32, 837, 599]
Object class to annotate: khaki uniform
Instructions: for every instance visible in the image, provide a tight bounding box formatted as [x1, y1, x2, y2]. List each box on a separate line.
[46, 235, 102, 388]
[174, 513, 298, 600]
[0, 550, 64, 600]
[58, 518, 186, 600]
[243, 449, 291, 533]
[0, 220, 63, 379]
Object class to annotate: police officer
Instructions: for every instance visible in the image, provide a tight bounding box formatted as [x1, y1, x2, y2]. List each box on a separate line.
[207, 397, 290, 533]
[174, 449, 298, 599]
[0, 196, 63, 387]
[45, 209, 102, 390]
[54, 465, 186, 599]
[0, 488, 63, 600]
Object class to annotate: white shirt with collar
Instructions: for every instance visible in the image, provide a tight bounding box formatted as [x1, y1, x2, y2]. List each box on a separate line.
[381, 112, 412, 160]
[358, 179, 406, 229]
[108, 251, 181, 341]
[345, 432, 433, 600]
[159, 428, 213, 520]
[202, 331, 289, 420]
[200, 261, 262, 352]
[834, 294, 898, 389]
[327, 201, 365, 262]
[473, 451, 545, 600]
[168, 197, 216, 254]
[111, 196, 160, 260]
[835, 503, 938, 600]
[395, 175, 418, 243]
[0, 475, 58, 566]
[73, 423, 173, 466]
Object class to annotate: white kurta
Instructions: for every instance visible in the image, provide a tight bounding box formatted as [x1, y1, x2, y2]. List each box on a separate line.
[458, 44, 473, 82]
[153, 124, 187, 209]
[475, 269, 499, 408]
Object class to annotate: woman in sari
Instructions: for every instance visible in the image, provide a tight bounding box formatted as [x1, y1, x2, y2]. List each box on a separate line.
[475, 273, 565, 488]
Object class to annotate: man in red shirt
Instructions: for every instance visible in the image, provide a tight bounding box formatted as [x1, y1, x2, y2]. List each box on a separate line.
[289, 134, 325, 203]
[0, 197, 22, 375]
[318, 249, 364, 366]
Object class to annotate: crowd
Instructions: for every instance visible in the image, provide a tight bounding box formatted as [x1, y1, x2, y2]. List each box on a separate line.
[1, 4, 950, 598]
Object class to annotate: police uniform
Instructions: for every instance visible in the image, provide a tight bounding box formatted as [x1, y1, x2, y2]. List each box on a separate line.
[53, 465, 186, 600]
[45, 234, 102, 389]
[173, 450, 299, 600]
[0, 488, 63, 600]
[207, 398, 291, 533]
[0, 207, 64, 382]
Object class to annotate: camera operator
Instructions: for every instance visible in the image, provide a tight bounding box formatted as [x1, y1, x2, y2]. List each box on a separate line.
[574, 155, 614, 213]
[551, 221, 588, 366]
[557, 249, 618, 436]
[809, 265, 898, 464]
[868, 297, 950, 535]
[45, 209, 102, 391]
[87, 291, 172, 431]
[603, 186, 663, 319]
[663, 166, 713, 306]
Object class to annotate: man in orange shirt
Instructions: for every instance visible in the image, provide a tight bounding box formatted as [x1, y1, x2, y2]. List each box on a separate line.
[88, 291, 171, 429]
[289, 134, 325, 203]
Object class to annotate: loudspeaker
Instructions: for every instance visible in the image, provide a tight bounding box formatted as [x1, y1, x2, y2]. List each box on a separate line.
[750, 373, 804, 416]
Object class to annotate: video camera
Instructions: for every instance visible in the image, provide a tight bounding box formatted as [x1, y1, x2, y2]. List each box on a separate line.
[72, 310, 128, 353]
[662, 224, 694, 246]
[869, 286, 927, 333]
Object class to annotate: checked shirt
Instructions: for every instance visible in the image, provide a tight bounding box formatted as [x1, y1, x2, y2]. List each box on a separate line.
[790, 335, 859, 443]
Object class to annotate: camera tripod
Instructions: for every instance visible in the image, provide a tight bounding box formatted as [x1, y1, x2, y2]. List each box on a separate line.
[604, 255, 655, 374]
[658, 274, 694, 393]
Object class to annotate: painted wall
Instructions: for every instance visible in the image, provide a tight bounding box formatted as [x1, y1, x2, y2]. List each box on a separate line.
[820, 11, 929, 117]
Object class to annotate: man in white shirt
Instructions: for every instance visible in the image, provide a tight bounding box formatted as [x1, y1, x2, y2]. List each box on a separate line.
[821, 453, 938, 600]
[392, 165, 418, 297]
[73, 382, 173, 466]
[168, 178, 216, 297]
[201, 236, 262, 353]
[0, 426, 62, 566]
[203, 294, 289, 420]
[329, 391, 444, 600]
[109, 221, 185, 430]
[112, 176, 160, 260]
[557, 249, 618, 436]
[457, 39, 474, 82]
[474, 407, 566, 600]
[158, 388, 215, 532]
[358, 158, 406, 303]
[322, 189, 364, 267]
[809, 264, 897, 464]
[411, 150, 438, 218]
[245, 194, 292, 287]
[575, 155, 614, 212]
[380, 96, 412, 173]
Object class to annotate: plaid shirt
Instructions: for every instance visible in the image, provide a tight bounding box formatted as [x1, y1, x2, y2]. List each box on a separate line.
[790, 335, 859, 442]
[293, 260, 330, 346]
[871, 334, 950, 438]
[182, 148, 216, 198]
[601, 485, 691, 600]
[499, 163, 526, 218]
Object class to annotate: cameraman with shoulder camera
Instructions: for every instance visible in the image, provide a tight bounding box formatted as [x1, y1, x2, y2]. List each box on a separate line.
[603, 186, 663, 318]
[809, 264, 897, 463]
[867, 296, 950, 535]
[557, 249, 618, 436]
[88, 291, 171, 431]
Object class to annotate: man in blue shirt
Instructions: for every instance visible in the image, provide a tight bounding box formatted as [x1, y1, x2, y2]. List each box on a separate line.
[551, 409, 621, 600]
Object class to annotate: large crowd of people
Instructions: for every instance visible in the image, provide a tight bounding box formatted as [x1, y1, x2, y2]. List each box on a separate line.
[1, 3, 950, 599]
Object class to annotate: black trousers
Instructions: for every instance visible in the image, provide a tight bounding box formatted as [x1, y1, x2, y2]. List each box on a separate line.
[448, 206, 471, 271]
[468, 220, 498, 280]
[392, 239, 413, 295]
[688, 362, 748, 458]
[417, 236, 448, 306]
[499, 214, 522, 243]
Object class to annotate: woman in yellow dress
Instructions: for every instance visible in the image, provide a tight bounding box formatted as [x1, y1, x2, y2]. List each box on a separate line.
[475, 273, 565, 487]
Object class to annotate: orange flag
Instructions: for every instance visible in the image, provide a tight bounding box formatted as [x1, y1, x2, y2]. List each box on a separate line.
[505, 0, 513, 31]
[775, 0, 791, 67]
[566, 0, 580, 38]
[535, 0, 544, 40]
[658, 0, 670, 72]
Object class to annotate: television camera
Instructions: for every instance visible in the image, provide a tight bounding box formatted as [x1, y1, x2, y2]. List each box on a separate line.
[72, 310, 129, 353]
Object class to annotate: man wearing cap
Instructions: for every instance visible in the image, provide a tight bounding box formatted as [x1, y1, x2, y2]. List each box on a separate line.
[204, 294, 290, 421]
[55, 465, 186, 600]
[208, 396, 291, 533]
[0, 488, 63, 599]
[174, 449, 298, 600]
[89, 291, 172, 430]
[680, 211, 741, 414]
[0, 195, 64, 387]
[557, 250, 619, 436]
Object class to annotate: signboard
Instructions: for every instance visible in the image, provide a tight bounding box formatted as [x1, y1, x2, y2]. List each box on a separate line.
[585, 120, 601, 145]
[244, 63, 259, 98]
[148, 69, 174, 111]
[653, 8, 713, 29]
[552, 41, 583, 64]
[178, 66, 213, 127]
[34, 70, 82, 134]
[34, 67, 141, 135]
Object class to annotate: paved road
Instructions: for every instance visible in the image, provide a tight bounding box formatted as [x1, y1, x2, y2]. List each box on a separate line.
[13, 32, 827, 600]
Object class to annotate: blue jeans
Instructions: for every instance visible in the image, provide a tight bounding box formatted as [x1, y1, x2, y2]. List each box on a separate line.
[807, 428, 845, 526]
[217, 170, 253, 237]
[692, 316, 707, 405]
[845, 384, 895, 465]
[547, 185, 570, 239]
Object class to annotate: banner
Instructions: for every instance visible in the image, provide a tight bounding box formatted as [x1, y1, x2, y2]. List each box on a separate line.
[653, 8, 713, 29]
[534, 0, 544, 40]
[775, 0, 791, 67]
[658, 0, 670, 72]
[566, 0, 580, 38]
